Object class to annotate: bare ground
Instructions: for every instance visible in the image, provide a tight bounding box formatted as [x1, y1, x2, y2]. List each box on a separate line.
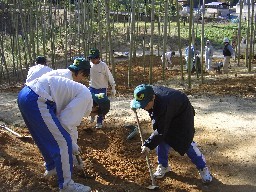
[0, 55, 256, 192]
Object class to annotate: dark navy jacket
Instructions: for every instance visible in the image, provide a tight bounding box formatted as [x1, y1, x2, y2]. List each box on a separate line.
[223, 43, 233, 56]
[143, 86, 195, 156]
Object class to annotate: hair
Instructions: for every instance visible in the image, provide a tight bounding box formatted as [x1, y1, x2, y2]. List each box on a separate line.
[90, 56, 100, 59]
[36, 61, 46, 65]
[36, 57, 47, 65]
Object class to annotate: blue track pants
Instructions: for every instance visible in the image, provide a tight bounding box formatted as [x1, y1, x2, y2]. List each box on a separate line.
[17, 86, 73, 189]
[156, 141, 206, 170]
[89, 87, 107, 124]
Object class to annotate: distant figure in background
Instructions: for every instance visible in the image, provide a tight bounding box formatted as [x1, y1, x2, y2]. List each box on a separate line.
[192, 52, 201, 74]
[241, 37, 246, 44]
[185, 44, 195, 72]
[204, 40, 214, 72]
[26, 56, 52, 84]
[222, 37, 234, 74]
[161, 50, 175, 70]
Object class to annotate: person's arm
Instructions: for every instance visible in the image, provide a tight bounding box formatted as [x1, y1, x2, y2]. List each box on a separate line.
[105, 64, 116, 96]
[228, 45, 234, 56]
[210, 46, 214, 57]
[143, 129, 164, 150]
[57, 81, 93, 142]
[143, 100, 174, 150]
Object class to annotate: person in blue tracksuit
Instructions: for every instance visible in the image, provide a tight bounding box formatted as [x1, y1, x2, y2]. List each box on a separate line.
[91, 93, 110, 121]
[88, 48, 116, 128]
[17, 75, 93, 192]
[185, 44, 195, 72]
[131, 84, 212, 183]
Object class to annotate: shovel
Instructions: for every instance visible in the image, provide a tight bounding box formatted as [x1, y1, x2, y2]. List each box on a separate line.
[0, 124, 32, 140]
[133, 110, 159, 190]
[75, 154, 95, 179]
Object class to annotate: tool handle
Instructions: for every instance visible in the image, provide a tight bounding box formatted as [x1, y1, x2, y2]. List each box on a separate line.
[1, 124, 22, 137]
[133, 111, 157, 186]
[127, 127, 138, 140]
[75, 154, 83, 165]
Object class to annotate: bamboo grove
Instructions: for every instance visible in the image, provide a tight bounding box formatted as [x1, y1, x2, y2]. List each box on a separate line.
[0, 0, 254, 88]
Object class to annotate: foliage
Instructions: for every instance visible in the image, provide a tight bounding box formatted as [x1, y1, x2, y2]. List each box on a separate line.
[0, 1, 251, 72]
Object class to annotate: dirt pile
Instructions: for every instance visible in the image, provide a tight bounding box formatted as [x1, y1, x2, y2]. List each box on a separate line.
[0, 55, 256, 192]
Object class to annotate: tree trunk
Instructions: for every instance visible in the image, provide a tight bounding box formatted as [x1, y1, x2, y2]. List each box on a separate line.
[149, 0, 155, 84]
[105, 0, 115, 79]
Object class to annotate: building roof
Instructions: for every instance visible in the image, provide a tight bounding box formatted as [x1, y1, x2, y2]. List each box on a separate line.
[205, 2, 230, 6]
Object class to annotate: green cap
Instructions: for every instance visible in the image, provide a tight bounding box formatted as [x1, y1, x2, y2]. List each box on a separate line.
[131, 84, 154, 109]
[88, 48, 100, 59]
[92, 93, 110, 116]
[68, 58, 91, 71]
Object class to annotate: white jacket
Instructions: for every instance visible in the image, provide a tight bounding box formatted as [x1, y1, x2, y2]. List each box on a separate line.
[26, 64, 52, 84]
[161, 51, 173, 64]
[205, 45, 213, 57]
[27, 75, 93, 143]
[44, 69, 73, 80]
[89, 61, 116, 89]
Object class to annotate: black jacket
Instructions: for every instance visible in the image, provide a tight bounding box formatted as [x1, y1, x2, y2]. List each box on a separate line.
[223, 43, 232, 56]
[143, 86, 195, 156]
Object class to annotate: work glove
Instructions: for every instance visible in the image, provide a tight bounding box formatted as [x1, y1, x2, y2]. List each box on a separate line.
[130, 100, 136, 111]
[141, 146, 150, 155]
[111, 88, 116, 97]
[72, 141, 81, 155]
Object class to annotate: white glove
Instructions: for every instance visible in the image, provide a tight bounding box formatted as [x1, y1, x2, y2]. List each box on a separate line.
[111, 89, 116, 97]
[72, 141, 81, 155]
[141, 146, 150, 155]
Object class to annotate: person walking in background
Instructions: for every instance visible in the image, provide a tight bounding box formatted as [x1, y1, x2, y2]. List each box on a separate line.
[204, 40, 213, 72]
[88, 48, 116, 129]
[185, 44, 195, 72]
[131, 84, 213, 183]
[161, 50, 175, 70]
[222, 37, 234, 74]
[18, 75, 93, 192]
[26, 56, 52, 84]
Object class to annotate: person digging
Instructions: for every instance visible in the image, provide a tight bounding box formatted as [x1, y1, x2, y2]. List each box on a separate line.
[90, 93, 110, 127]
[130, 84, 213, 184]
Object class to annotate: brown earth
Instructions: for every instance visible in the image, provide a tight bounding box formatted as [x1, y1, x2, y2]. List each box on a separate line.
[0, 55, 256, 192]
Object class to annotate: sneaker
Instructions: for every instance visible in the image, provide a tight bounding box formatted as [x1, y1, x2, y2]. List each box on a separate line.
[95, 123, 102, 129]
[199, 167, 212, 183]
[60, 180, 91, 192]
[44, 168, 57, 178]
[90, 116, 95, 123]
[153, 164, 171, 179]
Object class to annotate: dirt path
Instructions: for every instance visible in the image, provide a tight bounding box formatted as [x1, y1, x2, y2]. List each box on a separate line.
[1, 78, 256, 191]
